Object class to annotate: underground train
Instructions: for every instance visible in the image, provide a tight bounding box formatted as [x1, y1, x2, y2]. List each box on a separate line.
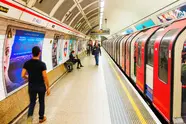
[103, 18, 186, 123]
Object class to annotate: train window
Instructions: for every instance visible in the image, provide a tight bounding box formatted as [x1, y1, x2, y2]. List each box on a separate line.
[158, 29, 178, 83]
[137, 35, 147, 66]
[127, 42, 130, 59]
[137, 40, 142, 66]
[147, 29, 164, 67]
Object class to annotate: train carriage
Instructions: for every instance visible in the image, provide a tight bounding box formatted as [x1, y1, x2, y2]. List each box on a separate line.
[130, 32, 145, 82]
[116, 36, 124, 64]
[125, 32, 140, 77]
[136, 27, 159, 92]
[102, 18, 186, 123]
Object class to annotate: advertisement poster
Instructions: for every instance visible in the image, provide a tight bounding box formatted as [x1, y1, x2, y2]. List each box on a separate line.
[135, 19, 155, 31]
[157, 3, 186, 23]
[57, 35, 64, 65]
[78, 40, 82, 52]
[124, 28, 134, 34]
[4, 27, 45, 94]
[69, 39, 76, 54]
[69, 39, 73, 54]
[62, 40, 69, 63]
[52, 35, 59, 68]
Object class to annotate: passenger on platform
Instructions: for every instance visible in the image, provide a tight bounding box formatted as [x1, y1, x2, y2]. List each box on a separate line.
[21, 46, 50, 123]
[92, 42, 101, 66]
[69, 50, 84, 69]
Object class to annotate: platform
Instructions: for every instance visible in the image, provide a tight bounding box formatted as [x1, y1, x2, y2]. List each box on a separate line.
[14, 49, 160, 124]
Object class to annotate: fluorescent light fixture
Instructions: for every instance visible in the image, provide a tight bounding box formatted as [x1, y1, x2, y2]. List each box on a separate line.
[100, 20, 102, 24]
[100, 1, 104, 7]
[100, 7, 104, 12]
[100, 12, 103, 16]
[99, 25, 102, 29]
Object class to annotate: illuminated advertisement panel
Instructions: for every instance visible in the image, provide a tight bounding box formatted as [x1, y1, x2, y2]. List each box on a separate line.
[52, 35, 58, 68]
[4, 27, 45, 94]
[157, 3, 186, 23]
[135, 19, 155, 31]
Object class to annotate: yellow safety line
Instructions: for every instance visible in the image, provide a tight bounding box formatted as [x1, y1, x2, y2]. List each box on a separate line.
[107, 55, 147, 124]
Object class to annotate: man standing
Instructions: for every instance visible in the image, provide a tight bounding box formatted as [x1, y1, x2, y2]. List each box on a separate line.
[92, 42, 101, 66]
[22, 46, 50, 123]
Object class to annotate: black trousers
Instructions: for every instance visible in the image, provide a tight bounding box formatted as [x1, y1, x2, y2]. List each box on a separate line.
[28, 86, 46, 119]
[73, 59, 82, 67]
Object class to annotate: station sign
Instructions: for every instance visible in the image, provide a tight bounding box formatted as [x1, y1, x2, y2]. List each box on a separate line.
[0, 2, 22, 20]
[90, 29, 110, 35]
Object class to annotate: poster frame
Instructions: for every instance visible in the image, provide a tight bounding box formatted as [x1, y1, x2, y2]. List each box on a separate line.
[2, 25, 45, 96]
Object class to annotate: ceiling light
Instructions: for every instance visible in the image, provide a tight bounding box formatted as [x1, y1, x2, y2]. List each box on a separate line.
[100, 1, 104, 7]
[100, 12, 103, 16]
[100, 21, 102, 25]
[99, 25, 102, 29]
[100, 7, 104, 12]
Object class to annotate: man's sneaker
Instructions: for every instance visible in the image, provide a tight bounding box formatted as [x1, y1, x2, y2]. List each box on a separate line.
[77, 67, 80, 69]
[80, 65, 84, 67]
[39, 116, 47, 123]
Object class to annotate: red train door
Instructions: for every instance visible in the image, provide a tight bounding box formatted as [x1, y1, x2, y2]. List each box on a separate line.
[122, 35, 131, 71]
[116, 36, 124, 64]
[126, 33, 139, 77]
[114, 37, 120, 60]
[136, 27, 159, 92]
[153, 19, 186, 122]
[121, 36, 128, 70]
[154, 29, 178, 122]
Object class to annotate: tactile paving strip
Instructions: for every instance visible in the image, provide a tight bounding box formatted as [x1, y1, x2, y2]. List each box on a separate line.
[102, 51, 156, 124]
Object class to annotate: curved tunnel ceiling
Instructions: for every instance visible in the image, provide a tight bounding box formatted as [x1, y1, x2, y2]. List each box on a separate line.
[17, 0, 180, 36]
[21, 0, 100, 35]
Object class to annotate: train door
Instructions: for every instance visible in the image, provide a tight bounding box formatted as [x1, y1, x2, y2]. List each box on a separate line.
[113, 37, 119, 60]
[117, 37, 121, 64]
[136, 35, 146, 91]
[121, 36, 128, 70]
[130, 32, 144, 82]
[122, 35, 131, 71]
[120, 36, 126, 67]
[117, 36, 125, 65]
[145, 29, 164, 101]
[136, 27, 159, 93]
[112, 38, 117, 58]
[116, 36, 123, 64]
[109, 39, 112, 55]
[126, 40, 131, 76]
[126, 33, 139, 77]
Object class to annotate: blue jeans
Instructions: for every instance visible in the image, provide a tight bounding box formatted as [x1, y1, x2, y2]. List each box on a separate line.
[95, 54, 99, 65]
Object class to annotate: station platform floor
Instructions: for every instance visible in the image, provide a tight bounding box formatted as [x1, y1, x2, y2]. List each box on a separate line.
[15, 49, 160, 124]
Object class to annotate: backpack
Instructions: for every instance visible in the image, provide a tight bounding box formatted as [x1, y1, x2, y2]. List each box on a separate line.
[92, 47, 96, 55]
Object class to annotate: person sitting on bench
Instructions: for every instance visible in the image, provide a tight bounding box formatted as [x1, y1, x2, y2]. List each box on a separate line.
[69, 50, 84, 69]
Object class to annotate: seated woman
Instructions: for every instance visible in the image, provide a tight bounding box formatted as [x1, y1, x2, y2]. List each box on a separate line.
[69, 50, 84, 69]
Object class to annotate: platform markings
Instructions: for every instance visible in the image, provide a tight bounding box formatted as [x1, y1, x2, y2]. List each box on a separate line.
[103, 49, 161, 124]
[108, 60, 147, 124]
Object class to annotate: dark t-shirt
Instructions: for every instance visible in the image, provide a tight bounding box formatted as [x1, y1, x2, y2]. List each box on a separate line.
[23, 59, 46, 87]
